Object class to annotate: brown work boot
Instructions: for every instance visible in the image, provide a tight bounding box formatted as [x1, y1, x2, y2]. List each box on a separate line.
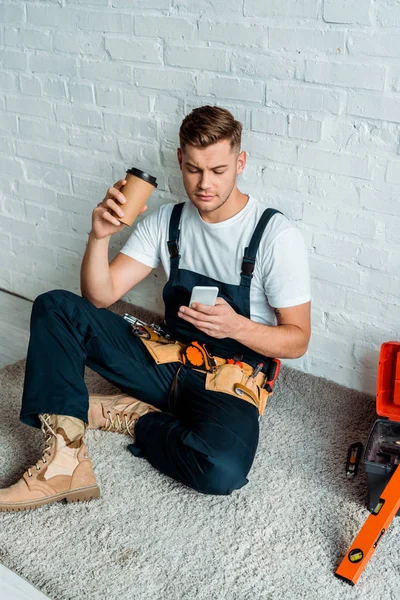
[88, 393, 161, 440]
[0, 414, 100, 512]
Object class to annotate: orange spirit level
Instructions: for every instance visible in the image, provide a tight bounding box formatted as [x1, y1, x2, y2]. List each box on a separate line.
[335, 463, 400, 585]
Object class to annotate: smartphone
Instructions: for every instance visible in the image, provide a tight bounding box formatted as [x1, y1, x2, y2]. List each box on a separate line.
[189, 286, 219, 307]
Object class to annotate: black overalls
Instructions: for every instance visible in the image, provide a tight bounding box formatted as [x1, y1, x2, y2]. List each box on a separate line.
[20, 204, 280, 496]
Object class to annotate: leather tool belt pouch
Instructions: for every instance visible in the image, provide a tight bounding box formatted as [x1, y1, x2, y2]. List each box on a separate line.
[205, 363, 270, 416]
[138, 337, 185, 365]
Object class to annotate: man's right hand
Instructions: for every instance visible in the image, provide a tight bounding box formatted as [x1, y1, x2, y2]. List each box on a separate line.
[90, 179, 147, 240]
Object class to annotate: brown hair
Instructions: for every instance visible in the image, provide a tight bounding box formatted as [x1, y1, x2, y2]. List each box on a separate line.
[179, 105, 242, 153]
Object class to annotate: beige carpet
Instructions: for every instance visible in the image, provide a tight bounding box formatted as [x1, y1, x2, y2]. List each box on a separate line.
[0, 300, 398, 600]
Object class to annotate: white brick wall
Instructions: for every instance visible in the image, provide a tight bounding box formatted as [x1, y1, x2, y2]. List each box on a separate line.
[0, 0, 399, 396]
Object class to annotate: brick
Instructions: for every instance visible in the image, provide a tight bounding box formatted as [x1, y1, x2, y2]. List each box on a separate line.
[0, 71, 16, 92]
[243, 132, 297, 163]
[231, 52, 297, 80]
[308, 332, 350, 360]
[30, 54, 77, 77]
[377, 2, 400, 27]
[313, 231, 359, 262]
[303, 203, 338, 230]
[2, 195, 25, 220]
[59, 150, 113, 179]
[0, 3, 24, 24]
[310, 255, 361, 288]
[380, 301, 400, 326]
[106, 38, 162, 64]
[78, 12, 131, 33]
[348, 32, 400, 58]
[27, 5, 77, 29]
[2, 49, 27, 71]
[386, 161, 400, 185]
[267, 82, 342, 114]
[122, 91, 151, 112]
[197, 74, 263, 103]
[270, 28, 345, 53]
[136, 16, 196, 40]
[298, 147, 371, 180]
[312, 279, 346, 308]
[96, 86, 122, 108]
[24, 162, 71, 193]
[336, 210, 377, 238]
[135, 68, 195, 93]
[357, 245, 389, 270]
[0, 156, 22, 178]
[16, 182, 57, 206]
[43, 78, 68, 99]
[345, 291, 380, 317]
[80, 60, 133, 84]
[361, 187, 400, 216]
[199, 20, 268, 48]
[19, 118, 69, 144]
[72, 175, 108, 200]
[154, 96, 184, 116]
[175, 0, 243, 14]
[69, 83, 94, 104]
[324, 0, 372, 24]
[16, 140, 61, 166]
[68, 128, 118, 154]
[361, 270, 400, 298]
[54, 32, 103, 55]
[347, 91, 400, 124]
[305, 60, 385, 92]
[55, 105, 102, 128]
[245, 0, 318, 18]
[19, 74, 42, 96]
[251, 110, 287, 136]
[386, 220, 400, 245]
[56, 192, 94, 217]
[112, 0, 169, 7]
[56, 249, 82, 272]
[104, 112, 156, 139]
[261, 164, 302, 191]
[288, 116, 322, 142]
[165, 44, 228, 72]
[5, 28, 52, 50]
[0, 111, 18, 133]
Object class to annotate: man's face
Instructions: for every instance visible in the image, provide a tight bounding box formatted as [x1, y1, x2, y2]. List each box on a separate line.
[177, 140, 246, 218]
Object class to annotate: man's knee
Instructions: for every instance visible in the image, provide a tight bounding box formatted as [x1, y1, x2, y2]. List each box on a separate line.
[33, 289, 80, 313]
[195, 460, 249, 496]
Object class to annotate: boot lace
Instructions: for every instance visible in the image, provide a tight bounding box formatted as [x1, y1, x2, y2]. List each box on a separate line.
[105, 411, 137, 437]
[27, 414, 56, 478]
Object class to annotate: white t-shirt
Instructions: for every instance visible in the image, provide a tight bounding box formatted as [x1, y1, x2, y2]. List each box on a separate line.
[120, 195, 311, 327]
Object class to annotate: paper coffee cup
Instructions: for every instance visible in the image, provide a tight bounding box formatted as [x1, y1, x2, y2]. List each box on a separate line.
[119, 167, 158, 226]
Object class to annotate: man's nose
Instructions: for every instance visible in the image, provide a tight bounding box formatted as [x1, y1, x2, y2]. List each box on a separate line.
[198, 173, 212, 189]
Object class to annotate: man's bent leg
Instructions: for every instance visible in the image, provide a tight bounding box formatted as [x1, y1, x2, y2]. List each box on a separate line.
[132, 368, 260, 495]
[20, 289, 179, 428]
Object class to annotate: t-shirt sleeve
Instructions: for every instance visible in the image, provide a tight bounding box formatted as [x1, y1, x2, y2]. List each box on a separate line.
[262, 225, 311, 309]
[119, 209, 162, 269]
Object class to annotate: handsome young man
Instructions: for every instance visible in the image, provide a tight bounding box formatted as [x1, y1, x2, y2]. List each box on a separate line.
[0, 106, 311, 511]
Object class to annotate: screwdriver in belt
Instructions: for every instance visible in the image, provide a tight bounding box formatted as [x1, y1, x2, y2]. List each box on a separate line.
[246, 362, 264, 384]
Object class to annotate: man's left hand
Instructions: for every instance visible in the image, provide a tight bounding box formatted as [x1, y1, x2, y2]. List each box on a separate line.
[178, 297, 245, 339]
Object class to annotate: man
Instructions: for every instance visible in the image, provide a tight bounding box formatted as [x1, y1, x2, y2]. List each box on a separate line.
[0, 106, 311, 511]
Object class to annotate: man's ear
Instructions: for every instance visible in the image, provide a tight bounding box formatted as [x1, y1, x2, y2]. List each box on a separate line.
[177, 147, 182, 171]
[236, 150, 247, 175]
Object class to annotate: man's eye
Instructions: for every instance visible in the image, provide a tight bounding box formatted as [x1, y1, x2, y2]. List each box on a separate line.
[213, 171, 225, 175]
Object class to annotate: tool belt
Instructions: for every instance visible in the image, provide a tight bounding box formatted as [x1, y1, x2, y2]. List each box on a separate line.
[128, 319, 279, 417]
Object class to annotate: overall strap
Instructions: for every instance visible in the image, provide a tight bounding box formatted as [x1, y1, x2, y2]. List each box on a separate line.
[167, 202, 185, 271]
[240, 208, 283, 289]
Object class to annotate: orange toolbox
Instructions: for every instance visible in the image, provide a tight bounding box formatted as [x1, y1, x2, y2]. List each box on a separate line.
[363, 341, 400, 515]
[335, 341, 400, 585]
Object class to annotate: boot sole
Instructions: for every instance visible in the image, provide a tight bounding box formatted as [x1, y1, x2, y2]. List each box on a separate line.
[0, 484, 101, 512]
